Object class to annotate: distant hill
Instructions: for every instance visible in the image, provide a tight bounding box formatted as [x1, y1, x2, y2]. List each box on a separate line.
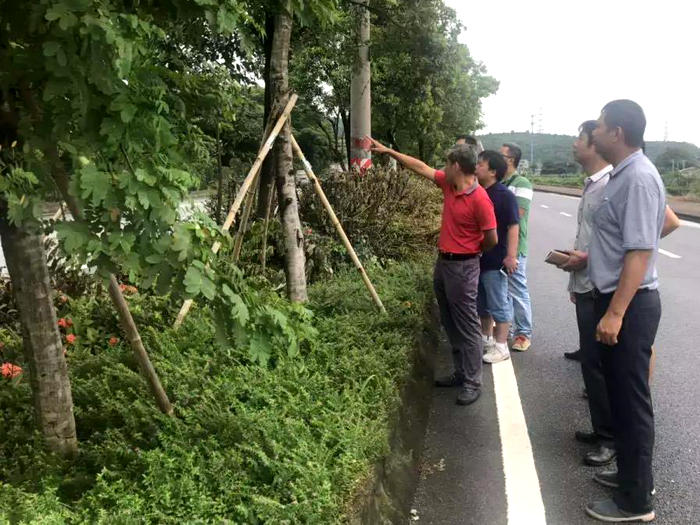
[480, 132, 700, 174]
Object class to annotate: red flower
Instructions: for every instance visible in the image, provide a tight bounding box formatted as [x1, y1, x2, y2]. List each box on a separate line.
[58, 318, 68, 329]
[305, 228, 313, 235]
[109, 337, 119, 347]
[66, 318, 73, 327]
[65, 334, 77, 345]
[1, 362, 22, 379]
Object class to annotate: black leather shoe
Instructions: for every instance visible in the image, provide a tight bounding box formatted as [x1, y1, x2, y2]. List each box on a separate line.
[593, 469, 619, 489]
[586, 498, 655, 523]
[435, 372, 465, 388]
[565, 349, 581, 361]
[585, 445, 617, 467]
[456, 387, 481, 406]
[575, 430, 600, 444]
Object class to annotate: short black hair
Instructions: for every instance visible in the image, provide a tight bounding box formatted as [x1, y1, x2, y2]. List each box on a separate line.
[601, 99, 646, 148]
[578, 120, 598, 146]
[456, 134, 478, 146]
[446, 144, 477, 175]
[478, 150, 508, 181]
[502, 142, 522, 168]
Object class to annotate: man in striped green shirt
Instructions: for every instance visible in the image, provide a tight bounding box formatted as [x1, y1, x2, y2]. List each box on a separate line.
[500, 143, 533, 351]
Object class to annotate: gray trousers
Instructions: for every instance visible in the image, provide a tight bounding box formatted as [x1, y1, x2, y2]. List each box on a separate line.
[433, 257, 483, 389]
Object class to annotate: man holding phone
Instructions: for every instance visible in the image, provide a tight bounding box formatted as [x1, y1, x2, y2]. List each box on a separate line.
[475, 151, 520, 364]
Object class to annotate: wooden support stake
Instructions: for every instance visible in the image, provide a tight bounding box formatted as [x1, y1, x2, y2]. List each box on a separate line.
[290, 134, 386, 314]
[260, 183, 276, 273]
[173, 94, 299, 328]
[232, 179, 258, 262]
[48, 184, 173, 416]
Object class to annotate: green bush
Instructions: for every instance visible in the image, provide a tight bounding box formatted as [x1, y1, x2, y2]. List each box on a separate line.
[0, 259, 432, 524]
[531, 174, 585, 189]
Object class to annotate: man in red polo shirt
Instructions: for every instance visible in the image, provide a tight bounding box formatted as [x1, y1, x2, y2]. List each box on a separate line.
[368, 137, 497, 405]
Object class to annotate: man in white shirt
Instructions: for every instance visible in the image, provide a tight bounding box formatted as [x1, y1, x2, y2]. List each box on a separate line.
[560, 121, 616, 467]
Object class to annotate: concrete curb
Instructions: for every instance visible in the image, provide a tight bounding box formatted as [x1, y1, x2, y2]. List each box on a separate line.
[534, 185, 700, 223]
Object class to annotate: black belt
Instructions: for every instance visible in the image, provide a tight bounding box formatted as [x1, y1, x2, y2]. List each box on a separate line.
[439, 252, 480, 261]
[591, 287, 655, 299]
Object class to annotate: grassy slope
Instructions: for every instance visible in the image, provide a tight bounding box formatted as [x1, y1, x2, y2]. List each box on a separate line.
[0, 260, 433, 524]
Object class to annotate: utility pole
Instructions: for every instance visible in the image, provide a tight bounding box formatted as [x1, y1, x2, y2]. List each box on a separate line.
[350, 0, 372, 173]
[530, 114, 535, 166]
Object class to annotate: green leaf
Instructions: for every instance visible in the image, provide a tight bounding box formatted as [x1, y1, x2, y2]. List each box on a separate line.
[43, 41, 60, 57]
[183, 264, 203, 296]
[56, 222, 93, 253]
[249, 334, 272, 366]
[200, 276, 217, 301]
[134, 168, 157, 186]
[222, 284, 249, 326]
[79, 165, 111, 206]
[120, 104, 138, 123]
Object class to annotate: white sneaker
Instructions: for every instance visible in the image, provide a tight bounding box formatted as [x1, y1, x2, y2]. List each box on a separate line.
[483, 343, 510, 364]
[482, 336, 495, 355]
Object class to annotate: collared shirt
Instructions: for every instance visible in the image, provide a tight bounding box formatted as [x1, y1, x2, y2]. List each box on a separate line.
[569, 165, 612, 294]
[588, 150, 666, 294]
[481, 182, 520, 272]
[434, 170, 497, 254]
[503, 172, 533, 256]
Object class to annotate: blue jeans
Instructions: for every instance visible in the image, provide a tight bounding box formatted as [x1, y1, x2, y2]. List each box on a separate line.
[477, 269, 512, 323]
[508, 255, 533, 338]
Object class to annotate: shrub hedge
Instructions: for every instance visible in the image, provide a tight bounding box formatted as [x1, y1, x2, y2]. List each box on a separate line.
[0, 259, 433, 524]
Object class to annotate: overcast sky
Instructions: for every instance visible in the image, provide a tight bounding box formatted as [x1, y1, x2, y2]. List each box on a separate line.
[444, 0, 700, 146]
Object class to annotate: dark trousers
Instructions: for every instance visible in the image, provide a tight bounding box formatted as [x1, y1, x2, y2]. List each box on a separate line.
[575, 292, 614, 444]
[594, 289, 661, 513]
[433, 257, 483, 389]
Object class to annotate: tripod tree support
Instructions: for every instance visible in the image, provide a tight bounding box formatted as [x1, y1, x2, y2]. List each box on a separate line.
[290, 134, 386, 314]
[173, 94, 299, 328]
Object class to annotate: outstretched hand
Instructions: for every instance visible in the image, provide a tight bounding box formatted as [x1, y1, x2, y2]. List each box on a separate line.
[365, 136, 391, 155]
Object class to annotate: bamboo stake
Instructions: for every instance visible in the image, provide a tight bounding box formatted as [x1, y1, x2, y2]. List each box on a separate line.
[260, 184, 276, 273]
[232, 179, 258, 262]
[173, 94, 299, 328]
[290, 134, 386, 314]
[108, 275, 173, 415]
[49, 187, 173, 416]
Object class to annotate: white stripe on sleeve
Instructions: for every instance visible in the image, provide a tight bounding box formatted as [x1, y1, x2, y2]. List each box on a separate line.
[514, 187, 534, 201]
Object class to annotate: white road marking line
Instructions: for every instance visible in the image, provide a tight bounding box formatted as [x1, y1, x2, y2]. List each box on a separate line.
[680, 219, 700, 230]
[560, 195, 581, 201]
[540, 204, 550, 209]
[492, 359, 547, 525]
[659, 248, 682, 259]
[559, 212, 572, 217]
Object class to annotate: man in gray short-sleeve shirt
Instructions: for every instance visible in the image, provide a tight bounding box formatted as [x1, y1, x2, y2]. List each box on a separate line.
[588, 153, 665, 293]
[582, 100, 664, 523]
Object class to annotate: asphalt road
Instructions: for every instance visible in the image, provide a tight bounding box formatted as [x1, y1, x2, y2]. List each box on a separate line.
[412, 191, 700, 524]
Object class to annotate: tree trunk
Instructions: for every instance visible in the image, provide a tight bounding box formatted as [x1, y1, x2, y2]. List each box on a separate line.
[270, 4, 307, 302]
[350, 0, 372, 173]
[0, 207, 78, 458]
[215, 116, 224, 224]
[255, 14, 277, 219]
